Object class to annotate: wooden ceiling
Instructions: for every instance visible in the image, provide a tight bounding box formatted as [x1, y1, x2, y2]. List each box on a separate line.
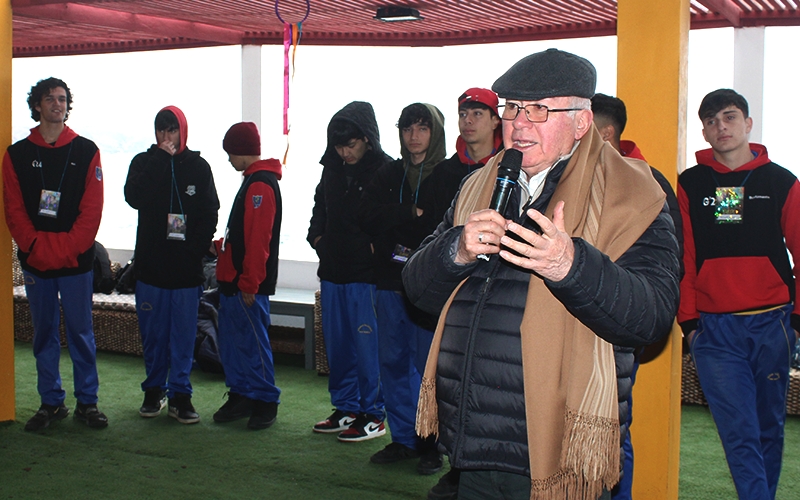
[11, 0, 800, 57]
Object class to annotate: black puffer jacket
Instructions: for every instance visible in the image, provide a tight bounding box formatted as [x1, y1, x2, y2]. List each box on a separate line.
[401, 159, 680, 476]
[307, 101, 392, 284]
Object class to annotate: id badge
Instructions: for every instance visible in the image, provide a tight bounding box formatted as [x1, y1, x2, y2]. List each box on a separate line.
[391, 243, 413, 264]
[715, 187, 744, 224]
[38, 189, 61, 218]
[167, 213, 187, 240]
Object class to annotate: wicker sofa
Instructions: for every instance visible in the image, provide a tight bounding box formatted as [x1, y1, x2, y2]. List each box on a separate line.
[11, 243, 313, 360]
[12, 245, 144, 355]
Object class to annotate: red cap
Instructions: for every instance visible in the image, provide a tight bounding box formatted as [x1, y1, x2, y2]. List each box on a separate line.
[223, 122, 261, 156]
[458, 87, 499, 115]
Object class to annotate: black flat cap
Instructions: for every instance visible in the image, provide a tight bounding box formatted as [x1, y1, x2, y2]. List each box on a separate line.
[492, 48, 596, 101]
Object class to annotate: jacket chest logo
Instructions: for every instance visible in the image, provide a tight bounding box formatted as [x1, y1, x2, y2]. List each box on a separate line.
[185, 185, 196, 196]
[31, 160, 42, 168]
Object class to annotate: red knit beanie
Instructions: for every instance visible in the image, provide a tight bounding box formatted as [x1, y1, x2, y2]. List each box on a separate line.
[223, 122, 261, 155]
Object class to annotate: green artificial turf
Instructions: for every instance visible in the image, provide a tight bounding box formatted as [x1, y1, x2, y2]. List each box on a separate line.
[680, 404, 799, 499]
[2, 342, 437, 499]
[2, 342, 799, 499]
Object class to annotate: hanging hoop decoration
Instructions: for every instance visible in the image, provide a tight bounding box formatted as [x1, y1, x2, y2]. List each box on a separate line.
[276, 0, 310, 163]
[274, 0, 310, 25]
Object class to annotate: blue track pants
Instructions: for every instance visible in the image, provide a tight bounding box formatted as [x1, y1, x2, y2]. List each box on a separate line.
[320, 281, 383, 416]
[217, 293, 280, 403]
[376, 289, 434, 449]
[691, 305, 794, 500]
[135, 282, 201, 397]
[24, 270, 98, 406]
[612, 356, 639, 500]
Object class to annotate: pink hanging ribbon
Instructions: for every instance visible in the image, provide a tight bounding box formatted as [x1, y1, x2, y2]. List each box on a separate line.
[283, 23, 292, 136]
[276, 0, 308, 161]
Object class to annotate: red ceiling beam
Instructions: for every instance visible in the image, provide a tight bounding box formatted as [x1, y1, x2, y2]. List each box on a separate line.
[13, 2, 244, 45]
[696, 0, 742, 26]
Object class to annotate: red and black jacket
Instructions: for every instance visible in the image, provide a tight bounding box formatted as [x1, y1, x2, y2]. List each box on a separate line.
[215, 159, 282, 296]
[678, 144, 800, 333]
[3, 126, 103, 277]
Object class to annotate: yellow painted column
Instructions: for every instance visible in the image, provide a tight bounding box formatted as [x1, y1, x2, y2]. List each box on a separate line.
[0, 0, 14, 423]
[616, 0, 689, 498]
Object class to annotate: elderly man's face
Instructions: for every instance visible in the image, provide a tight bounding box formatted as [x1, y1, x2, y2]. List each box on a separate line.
[502, 96, 592, 177]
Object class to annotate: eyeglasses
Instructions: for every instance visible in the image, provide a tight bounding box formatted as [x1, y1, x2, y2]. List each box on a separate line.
[498, 102, 583, 123]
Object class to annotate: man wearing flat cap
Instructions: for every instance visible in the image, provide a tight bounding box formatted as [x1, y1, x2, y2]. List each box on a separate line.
[402, 49, 680, 499]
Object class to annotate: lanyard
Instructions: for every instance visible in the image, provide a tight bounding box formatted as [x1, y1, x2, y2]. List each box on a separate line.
[169, 157, 185, 216]
[36, 142, 73, 193]
[399, 162, 425, 204]
[711, 168, 754, 188]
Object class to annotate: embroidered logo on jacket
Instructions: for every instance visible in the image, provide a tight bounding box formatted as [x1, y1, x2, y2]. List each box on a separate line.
[186, 185, 196, 196]
[95, 166, 102, 181]
[32, 160, 42, 168]
[252, 195, 262, 208]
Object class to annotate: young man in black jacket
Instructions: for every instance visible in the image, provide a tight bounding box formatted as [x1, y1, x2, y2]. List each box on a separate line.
[360, 103, 447, 474]
[308, 102, 390, 441]
[125, 106, 219, 424]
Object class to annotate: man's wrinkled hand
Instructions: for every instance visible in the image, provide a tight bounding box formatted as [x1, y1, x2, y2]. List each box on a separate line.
[455, 209, 508, 264]
[499, 201, 575, 281]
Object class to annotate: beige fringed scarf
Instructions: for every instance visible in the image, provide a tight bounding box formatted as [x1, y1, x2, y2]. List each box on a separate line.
[416, 126, 665, 500]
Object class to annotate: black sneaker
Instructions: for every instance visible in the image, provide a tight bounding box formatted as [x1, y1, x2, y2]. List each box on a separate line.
[168, 393, 200, 424]
[139, 388, 167, 418]
[247, 400, 278, 430]
[313, 409, 357, 434]
[418, 448, 444, 475]
[24, 403, 69, 432]
[427, 468, 461, 500]
[213, 392, 254, 423]
[369, 442, 420, 463]
[338, 413, 386, 443]
[74, 403, 109, 429]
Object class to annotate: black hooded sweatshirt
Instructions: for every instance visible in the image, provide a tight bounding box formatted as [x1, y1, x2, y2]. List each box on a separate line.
[125, 106, 220, 289]
[307, 101, 392, 284]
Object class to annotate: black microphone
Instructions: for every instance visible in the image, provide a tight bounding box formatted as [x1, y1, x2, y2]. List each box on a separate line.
[477, 149, 522, 262]
[489, 148, 522, 214]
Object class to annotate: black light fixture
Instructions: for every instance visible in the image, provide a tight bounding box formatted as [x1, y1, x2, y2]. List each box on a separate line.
[374, 6, 424, 22]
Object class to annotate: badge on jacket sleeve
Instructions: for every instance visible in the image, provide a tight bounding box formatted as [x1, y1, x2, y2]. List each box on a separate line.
[95, 166, 102, 181]
[252, 195, 262, 209]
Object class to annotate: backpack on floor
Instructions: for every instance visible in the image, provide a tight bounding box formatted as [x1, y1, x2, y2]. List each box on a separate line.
[195, 289, 224, 374]
[93, 241, 116, 294]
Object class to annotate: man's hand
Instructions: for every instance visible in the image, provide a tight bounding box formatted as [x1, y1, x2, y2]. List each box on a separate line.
[242, 292, 255, 308]
[499, 201, 575, 282]
[159, 141, 177, 156]
[455, 209, 508, 264]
